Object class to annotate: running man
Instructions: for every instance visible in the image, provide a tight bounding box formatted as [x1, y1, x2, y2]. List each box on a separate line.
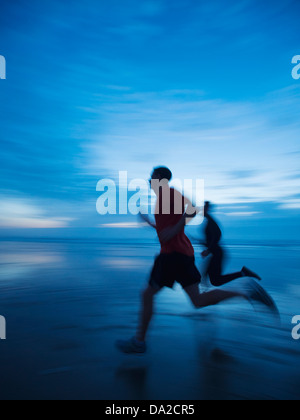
[201, 201, 261, 286]
[116, 167, 278, 354]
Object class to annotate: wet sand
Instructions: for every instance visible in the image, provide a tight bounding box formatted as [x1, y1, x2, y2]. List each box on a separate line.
[0, 239, 300, 400]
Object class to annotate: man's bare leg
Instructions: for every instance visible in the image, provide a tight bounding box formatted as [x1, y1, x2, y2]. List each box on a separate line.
[184, 283, 246, 309]
[116, 285, 161, 354]
[136, 285, 162, 343]
[136, 284, 244, 342]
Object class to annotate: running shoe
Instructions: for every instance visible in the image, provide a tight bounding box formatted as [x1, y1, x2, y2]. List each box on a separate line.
[242, 266, 262, 281]
[247, 279, 280, 320]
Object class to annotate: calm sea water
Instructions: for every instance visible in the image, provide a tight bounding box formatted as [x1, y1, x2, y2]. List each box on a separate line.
[0, 235, 300, 400]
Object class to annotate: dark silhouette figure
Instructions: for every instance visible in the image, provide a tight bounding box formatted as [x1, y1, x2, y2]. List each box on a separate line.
[202, 201, 261, 287]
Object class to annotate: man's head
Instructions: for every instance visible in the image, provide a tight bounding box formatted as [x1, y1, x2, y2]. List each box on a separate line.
[150, 166, 172, 194]
[151, 166, 172, 182]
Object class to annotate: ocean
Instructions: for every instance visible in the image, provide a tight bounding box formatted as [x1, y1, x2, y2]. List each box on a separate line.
[0, 233, 300, 400]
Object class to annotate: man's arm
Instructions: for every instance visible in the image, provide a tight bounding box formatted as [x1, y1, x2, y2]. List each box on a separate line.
[139, 213, 156, 229]
[184, 196, 200, 222]
[202, 219, 221, 258]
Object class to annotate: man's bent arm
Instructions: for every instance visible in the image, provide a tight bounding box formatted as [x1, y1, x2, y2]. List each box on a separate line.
[139, 213, 156, 229]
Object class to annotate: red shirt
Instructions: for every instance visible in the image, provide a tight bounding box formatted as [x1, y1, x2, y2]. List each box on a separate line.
[155, 187, 194, 257]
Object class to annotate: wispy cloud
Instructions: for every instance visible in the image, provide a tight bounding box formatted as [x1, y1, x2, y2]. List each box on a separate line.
[227, 170, 259, 180]
[278, 200, 300, 210]
[86, 85, 300, 209]
[224, 211, 261, 217]
[1, 0, 300, 233]
[0, 197, 75, 229]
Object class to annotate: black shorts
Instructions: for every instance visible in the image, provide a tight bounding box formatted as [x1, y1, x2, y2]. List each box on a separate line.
[149, 253, 202, 289]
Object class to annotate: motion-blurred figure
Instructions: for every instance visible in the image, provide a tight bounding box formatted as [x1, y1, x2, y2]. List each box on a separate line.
[116, 168, 278, 354]
[202, 201, 261, 286]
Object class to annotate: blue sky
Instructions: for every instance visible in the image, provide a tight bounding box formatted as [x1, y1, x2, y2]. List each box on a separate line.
[0, 0, 300, 238]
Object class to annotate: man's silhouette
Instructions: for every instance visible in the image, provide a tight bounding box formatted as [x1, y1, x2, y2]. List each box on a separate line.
[116, 168, 277, 354]
[202, 202, 261, 286]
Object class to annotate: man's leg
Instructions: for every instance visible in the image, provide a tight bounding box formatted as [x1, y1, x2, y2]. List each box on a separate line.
[208, 250, 244, 287]
[184, 283, 246, 309]
[184, 282, 280, 321]
[210, 271, 244, 287]
[116, 285, 162, 354]
[136, 285, 162, 343]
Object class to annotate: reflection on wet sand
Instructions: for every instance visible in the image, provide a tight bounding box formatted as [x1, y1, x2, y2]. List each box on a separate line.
[115, 363, 148, 400]
[0, 240, 300, 400]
